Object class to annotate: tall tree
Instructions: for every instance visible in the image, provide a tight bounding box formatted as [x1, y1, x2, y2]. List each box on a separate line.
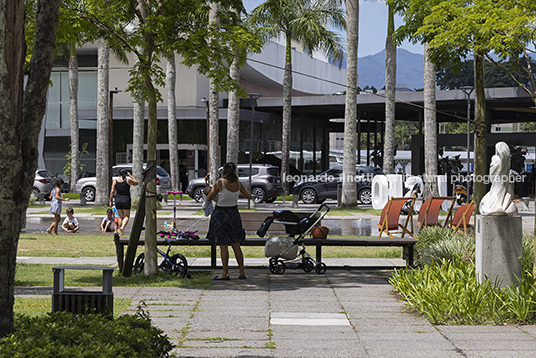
[383, 4, 396, 174]
[166, 54, 179, 191]
[248, 0, 345, 195]
[341, 0, 358, 206]
[423, 42, 439, 199]
[0, 0, 61, 337]
[69, 42, 80, 188]
[95, 40, 110, 207]
[71, 0, 260, 274]
[208, 1, 220, 185]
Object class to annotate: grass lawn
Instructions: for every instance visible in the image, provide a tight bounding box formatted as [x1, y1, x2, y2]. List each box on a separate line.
[17, 233, 403, 259]
[14, 297, 133, 318]
[15, 263, 212, 287]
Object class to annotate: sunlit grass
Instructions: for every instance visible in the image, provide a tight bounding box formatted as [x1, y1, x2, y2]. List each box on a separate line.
[14, 297, 132, 318]
[15, 263, 213, 287]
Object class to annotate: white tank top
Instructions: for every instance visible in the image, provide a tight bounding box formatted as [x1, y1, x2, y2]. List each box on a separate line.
[216, 179, 240, 207]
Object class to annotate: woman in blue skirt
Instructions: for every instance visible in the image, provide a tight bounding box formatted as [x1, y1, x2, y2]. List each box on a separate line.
[206, 162, 252, 280]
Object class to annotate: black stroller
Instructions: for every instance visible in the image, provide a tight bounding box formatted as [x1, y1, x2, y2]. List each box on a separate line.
[257, 203, 330, 275]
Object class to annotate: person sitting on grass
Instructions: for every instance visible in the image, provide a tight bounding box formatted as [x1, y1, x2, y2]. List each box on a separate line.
[101, 208, 116, 233]
[62, 207, 79, 233]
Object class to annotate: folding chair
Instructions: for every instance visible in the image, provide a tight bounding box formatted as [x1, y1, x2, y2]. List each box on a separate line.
[450, 202, 475, 235]
[417, 196, 455, 230]
[377, 196, 416, 239]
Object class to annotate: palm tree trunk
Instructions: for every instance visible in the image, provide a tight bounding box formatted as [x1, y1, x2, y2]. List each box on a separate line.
[226, 57, 240, 165]
[167, 54, 179, 191]
[281, 35, 293, 196]
[383, 4, 396, 174]
[208, 2, 220, 184]
[131, 93, 144, 201]
[341, 0, 358, 207]
[96, 40, 110, 206]
[473, 53, 486, 214]
[423, 42, 438, 199]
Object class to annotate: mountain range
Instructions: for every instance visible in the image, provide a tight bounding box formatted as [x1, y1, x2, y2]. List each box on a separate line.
[358, 49, 424, 90]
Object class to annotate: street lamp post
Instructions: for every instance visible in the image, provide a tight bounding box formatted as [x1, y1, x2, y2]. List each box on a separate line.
[460, 86, 474, 200]
[248, 93, 262, 209]
[200, 97, 209, 180]
[109, 87, 122, 189]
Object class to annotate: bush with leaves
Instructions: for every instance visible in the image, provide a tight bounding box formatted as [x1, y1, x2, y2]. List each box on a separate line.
[414, 226, 474, 266]
[0, 304, 173, 357]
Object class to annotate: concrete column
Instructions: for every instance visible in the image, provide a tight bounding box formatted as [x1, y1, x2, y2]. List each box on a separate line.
[475, 215, 522, 287]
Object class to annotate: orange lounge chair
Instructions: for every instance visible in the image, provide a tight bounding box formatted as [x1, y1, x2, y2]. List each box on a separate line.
[377, 196, 416, 239]
[450, 202, 475, 235]
[417, 196, 455, 230]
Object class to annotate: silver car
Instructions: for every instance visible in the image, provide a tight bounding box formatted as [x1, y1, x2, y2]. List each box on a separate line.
[185, 164, 283, 203]
[74, 164, 172, 202]
[33, 170, 55, 198]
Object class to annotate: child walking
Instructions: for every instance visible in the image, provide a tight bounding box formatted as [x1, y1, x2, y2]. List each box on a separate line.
[46, 178, 70, 235]
[62, 207, 79, 233]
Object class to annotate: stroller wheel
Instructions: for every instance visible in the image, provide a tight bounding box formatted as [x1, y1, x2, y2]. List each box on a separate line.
[302, 257, 315, 272]
[276, 263, 286, 274]
[315, 262, 327, 274]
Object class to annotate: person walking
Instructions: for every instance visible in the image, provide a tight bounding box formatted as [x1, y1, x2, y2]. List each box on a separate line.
[47, 178, 70, 235]
[206, 162, 252, 280]
[109, 169, 138, 235]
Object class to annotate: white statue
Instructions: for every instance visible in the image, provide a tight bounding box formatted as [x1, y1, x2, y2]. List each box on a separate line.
[479, 142, 518, 216]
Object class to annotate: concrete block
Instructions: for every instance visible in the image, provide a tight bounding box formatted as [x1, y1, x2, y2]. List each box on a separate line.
[475, 215, 522, 287]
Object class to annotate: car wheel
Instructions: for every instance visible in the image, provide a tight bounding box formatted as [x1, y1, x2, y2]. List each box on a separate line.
[300, 188, 318, 204]
[251, 188, 266, 203]
[193, 187, 204, 203]
[32, 188, 40, 198]
[358, 188, 372, 205]
[82, 187, 96, 202]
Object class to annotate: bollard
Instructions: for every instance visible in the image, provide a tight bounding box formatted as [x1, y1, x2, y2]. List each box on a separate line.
[522, 197, 530, 211]
[38, 193, 46, 205]
[291, 195, 299, 208]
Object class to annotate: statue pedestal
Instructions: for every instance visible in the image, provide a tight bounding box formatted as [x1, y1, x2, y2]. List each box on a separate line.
[475, 215, 522, 287]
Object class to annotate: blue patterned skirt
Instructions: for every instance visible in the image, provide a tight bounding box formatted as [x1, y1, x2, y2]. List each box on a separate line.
[206, 205, 245, 246]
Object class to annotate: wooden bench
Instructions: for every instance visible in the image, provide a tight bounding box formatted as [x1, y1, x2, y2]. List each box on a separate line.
[114, 235, 417, 269]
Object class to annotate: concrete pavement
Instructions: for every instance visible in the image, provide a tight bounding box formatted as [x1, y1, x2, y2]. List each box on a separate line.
[14, 257, 536, 357]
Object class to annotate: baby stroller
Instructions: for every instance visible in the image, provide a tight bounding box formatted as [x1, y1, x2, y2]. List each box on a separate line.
[257, 203, 330, 275]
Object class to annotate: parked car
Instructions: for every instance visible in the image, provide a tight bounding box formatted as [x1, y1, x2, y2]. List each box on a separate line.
[74, 164, 172, 202]
[185, 164, 283, 203]
[33, 170, 55, 198]
[292, 165, 381, 204]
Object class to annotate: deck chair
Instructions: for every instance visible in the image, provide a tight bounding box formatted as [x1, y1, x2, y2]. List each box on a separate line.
[450, 202, 475, 235]
[377, 196, 416, 239]
[417, 196, 455, 230]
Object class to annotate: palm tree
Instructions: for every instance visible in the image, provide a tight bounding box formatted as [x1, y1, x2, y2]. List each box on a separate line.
[248, 0, 345, 195]
[167, 54, 179, 191]
[208, 1, 220, 184]
[423, 42, 439, 199]
[383, 4, 396, 174]
[341, 0, 358, 207]
[96, 39, 110, 207]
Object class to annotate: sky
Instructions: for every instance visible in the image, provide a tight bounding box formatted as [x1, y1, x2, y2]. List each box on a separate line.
[244, 0, 424, 58]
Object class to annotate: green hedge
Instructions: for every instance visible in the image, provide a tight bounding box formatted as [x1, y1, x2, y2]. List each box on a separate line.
[0, 308, 173, 357]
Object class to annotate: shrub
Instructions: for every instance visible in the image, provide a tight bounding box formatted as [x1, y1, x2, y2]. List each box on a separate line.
[0, 305, 173, 357]
[415, 226, 474, 266]
[29, 194, 37, 206]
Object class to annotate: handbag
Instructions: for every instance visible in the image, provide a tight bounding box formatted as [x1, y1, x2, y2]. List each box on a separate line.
[312, 225, 329, 239]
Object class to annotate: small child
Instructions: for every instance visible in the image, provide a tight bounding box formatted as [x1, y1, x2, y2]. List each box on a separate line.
[62, 207, 79, 233]
[101, 208, 116, 233]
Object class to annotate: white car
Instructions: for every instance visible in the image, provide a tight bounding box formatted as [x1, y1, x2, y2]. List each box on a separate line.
[74, 164, 172, 202]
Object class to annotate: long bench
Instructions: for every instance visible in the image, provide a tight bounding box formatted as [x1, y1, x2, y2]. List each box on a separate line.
[114, 235, 417, 269]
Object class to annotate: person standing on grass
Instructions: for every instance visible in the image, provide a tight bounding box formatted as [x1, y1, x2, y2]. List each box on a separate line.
[206, 162, 252, 280]
[109, 169, 138, 235]
[62, 207, 79, 233]
[47, 178, 70, 235]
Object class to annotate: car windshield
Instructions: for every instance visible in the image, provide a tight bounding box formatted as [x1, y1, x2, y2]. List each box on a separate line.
[156, 167, 168, 176]
[37, 170, 54, 178]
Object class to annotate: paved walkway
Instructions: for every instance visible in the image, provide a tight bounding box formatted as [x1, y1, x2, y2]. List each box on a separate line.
[15, 257, 536, 358]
